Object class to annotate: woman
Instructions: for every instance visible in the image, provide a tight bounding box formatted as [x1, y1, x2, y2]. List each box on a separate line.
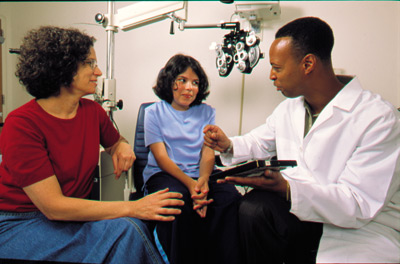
[143, 54, 242, 264]
[0, 26, 183, 263]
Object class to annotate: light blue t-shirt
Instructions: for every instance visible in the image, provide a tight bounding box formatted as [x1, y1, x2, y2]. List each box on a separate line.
[142, 100, 216, 184]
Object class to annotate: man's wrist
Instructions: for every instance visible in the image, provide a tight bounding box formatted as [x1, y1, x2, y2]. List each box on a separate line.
[222, 140, 233, 154]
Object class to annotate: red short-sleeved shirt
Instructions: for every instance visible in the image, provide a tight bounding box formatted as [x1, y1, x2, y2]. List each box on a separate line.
[0, 98, 120, 212]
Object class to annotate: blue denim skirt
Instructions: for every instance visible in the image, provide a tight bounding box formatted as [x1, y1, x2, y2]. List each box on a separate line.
[0, 211, 164, 263]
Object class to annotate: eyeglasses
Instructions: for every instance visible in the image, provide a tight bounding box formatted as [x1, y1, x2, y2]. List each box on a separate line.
[84, 59, 98, 70]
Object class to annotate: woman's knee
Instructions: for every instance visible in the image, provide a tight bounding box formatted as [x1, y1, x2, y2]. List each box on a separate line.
[108, 217, 150, 237]
[98, 218, 164, 263]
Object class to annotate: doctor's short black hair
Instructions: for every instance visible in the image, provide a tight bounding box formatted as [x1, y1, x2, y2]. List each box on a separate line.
[16, 26, 95, 99]
[276, 17, 334, 63]
[153, 54, 210, 106]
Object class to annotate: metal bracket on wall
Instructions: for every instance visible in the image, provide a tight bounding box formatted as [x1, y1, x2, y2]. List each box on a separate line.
[9, 48, 20, 54]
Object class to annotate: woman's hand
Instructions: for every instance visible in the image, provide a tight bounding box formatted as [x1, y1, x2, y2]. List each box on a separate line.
[24, 177, 183, 222]
[132, 188, 184, 221]
[107, 137, 136, 179]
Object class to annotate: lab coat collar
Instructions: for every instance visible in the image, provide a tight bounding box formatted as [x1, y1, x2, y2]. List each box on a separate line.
[310, 75, 361, 118]
[301, 75, 361, 140]
[331, 75, 362, 113]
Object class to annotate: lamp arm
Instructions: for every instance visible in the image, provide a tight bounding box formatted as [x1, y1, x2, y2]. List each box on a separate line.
[181, 22, 240, 31]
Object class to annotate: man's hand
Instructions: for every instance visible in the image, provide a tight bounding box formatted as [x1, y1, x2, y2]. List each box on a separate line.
[218, 169, 288, 198]
[203, 125, 231, 153]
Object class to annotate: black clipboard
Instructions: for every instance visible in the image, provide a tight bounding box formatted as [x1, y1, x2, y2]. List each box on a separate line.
[211, 160, 297, 180]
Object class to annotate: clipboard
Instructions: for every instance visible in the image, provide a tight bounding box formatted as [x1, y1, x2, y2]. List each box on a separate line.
[211, 159, 297, 180]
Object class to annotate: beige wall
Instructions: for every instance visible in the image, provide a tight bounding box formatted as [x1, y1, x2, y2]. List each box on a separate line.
[1, 1, 399, 143]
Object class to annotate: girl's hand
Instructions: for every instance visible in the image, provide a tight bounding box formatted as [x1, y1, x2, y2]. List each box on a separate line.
[190, 177, 213, 218]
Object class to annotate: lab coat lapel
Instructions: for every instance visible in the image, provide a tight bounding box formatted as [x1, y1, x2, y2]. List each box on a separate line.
[305, 103, 334, 141]
[292, 98, 306, 144]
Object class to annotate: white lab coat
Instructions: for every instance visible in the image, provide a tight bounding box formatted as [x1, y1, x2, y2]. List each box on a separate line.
[222, 77, 400, 263]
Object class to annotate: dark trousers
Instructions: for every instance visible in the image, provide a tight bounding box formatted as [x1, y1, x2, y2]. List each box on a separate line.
[145, 172, 242, 264]
[239, 190, 323, 264]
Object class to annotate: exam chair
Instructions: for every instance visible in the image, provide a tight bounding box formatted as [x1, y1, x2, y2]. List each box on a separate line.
[129, 102, 154, 200]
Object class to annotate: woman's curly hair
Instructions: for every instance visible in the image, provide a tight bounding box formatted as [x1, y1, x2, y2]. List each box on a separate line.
[153, 54, 210, 106]
[16, 26, 95, 99]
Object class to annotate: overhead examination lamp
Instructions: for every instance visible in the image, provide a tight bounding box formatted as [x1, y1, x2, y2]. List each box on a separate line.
[93, 1, 280, 112]
[94, 1, 188, 114]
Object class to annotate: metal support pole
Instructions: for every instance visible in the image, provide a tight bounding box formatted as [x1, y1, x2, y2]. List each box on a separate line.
[102, 1, 118, 114]
[106, 1, 115, 80]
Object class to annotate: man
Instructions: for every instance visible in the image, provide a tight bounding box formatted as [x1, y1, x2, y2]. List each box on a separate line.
[204, 17, 400, 263]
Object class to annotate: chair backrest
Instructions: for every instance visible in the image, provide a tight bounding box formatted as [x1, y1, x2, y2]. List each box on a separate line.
[130, 102, 154, 200]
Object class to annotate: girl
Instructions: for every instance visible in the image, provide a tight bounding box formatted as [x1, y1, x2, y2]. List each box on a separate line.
[143, 54, 242, 264]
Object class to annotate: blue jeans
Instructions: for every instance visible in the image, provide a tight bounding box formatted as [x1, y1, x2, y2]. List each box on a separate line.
[0, 211, 165, 263]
